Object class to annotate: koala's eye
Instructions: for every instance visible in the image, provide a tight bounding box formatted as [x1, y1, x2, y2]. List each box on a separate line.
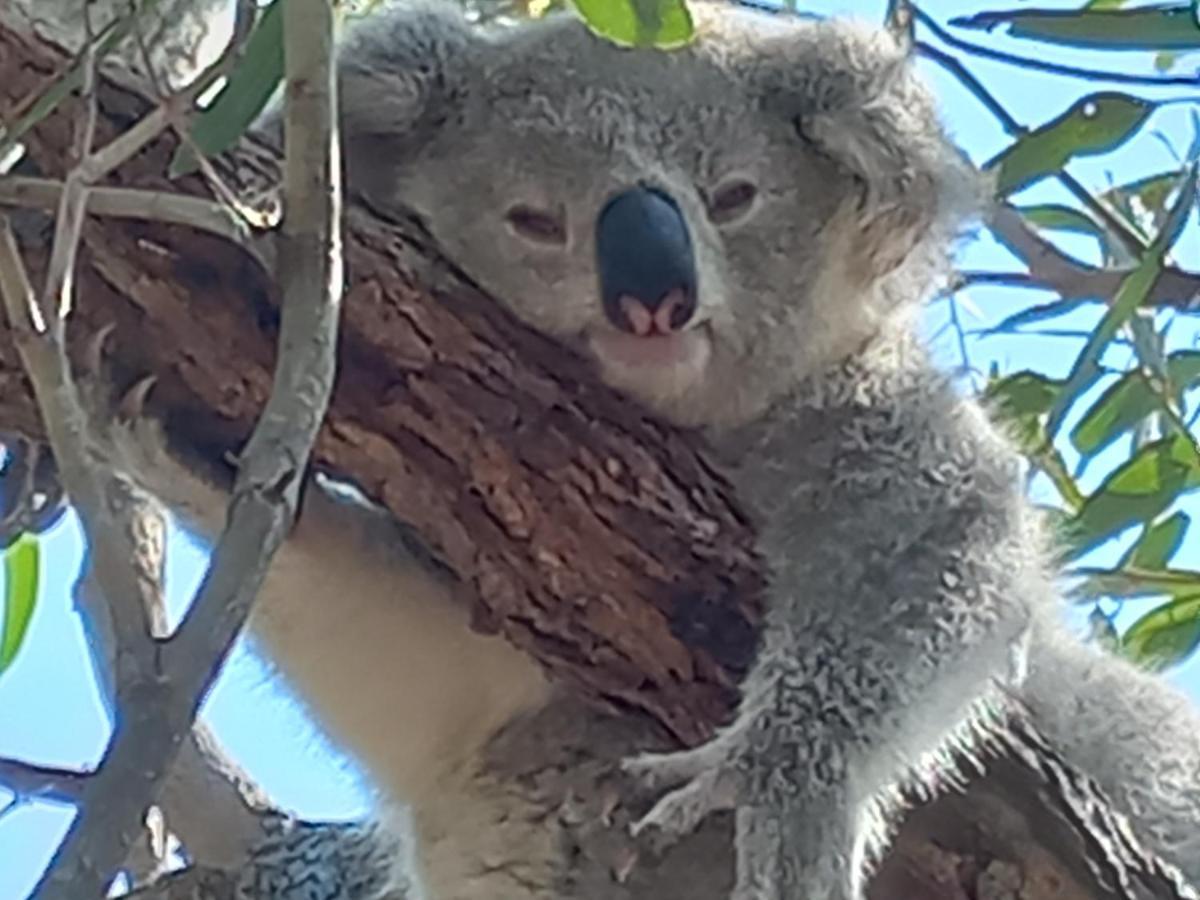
[505, 204, 567, 246]
[706, 179, 758, 225]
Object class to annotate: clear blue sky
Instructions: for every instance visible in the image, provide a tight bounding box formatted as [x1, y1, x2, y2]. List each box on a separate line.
[1, 1, 1199, 897]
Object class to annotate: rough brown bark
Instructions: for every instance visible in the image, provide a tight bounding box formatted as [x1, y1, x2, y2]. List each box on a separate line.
[0, 16, 1192, 900]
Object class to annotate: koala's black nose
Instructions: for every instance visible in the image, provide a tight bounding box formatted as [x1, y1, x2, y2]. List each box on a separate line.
[595, 186, 698, 335]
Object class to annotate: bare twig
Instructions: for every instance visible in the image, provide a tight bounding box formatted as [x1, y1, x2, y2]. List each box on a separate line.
[984, 205, 1200, 311]
[0, 756, 88, 803]
[0, 176, 256, 249]
[0, 0, 338, 896]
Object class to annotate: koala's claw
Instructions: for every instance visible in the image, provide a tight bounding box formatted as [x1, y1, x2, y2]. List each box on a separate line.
[622, 742, 722, 792]
[625, 736, 743, 850]
[81, 321, 118, 378]
[118, 374, 159, 422]
[629, 761, 740, 849]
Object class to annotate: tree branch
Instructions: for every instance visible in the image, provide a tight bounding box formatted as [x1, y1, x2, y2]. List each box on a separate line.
[0, 3, 341, 896]
[0, 756, 88, 803]
[979, 205, 1200, 310]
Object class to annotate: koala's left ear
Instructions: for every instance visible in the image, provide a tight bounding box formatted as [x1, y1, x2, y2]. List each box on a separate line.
[750, 20, 986, 280]
[335, 1, 478, 196]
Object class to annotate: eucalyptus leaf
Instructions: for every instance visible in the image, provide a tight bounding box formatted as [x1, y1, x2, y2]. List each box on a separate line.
[1071, 351, 1200, 457]
[170, 0, 285, 177]
[984, 299, 1086, 336]
[1018, 203, 1107, 241]
[1063, 432, 1200, 560]
[952, 6, 1200, 52]
[1118, 511, 1190, 571]
[1044, 165, 1197, 438]
[571, 0, 694, 48]
[986, 93, 1155, 196]
[1, 534, 40, 676]
[1121, 595, 1200, 672]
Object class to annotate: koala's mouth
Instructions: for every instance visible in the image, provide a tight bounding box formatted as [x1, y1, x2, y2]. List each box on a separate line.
[586, 324, 712, 377]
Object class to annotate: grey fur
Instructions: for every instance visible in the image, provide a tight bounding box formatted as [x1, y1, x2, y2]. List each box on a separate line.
[335, 2, 1200, 896]
[55, 1, 1200, 897]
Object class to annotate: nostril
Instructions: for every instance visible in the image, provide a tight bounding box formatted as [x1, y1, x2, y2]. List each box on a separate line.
[656, 288, 696, 332]
[619, 295, 655, 336]
[607, 288, 696, 335]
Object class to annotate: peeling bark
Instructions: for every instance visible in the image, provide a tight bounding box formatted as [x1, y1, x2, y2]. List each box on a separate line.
[0, 16, 1192, 900]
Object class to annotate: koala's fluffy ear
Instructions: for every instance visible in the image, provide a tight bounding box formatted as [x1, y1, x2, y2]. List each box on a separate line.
[335, 1, 478, 197]
[749, 21, 986, 281]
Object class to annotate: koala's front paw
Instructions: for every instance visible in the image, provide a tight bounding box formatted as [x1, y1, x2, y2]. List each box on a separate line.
[75, 323, 162, 463]
[622, 726, 744, 849]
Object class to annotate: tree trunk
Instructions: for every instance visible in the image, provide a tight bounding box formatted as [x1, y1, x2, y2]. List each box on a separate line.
[0, 15, 1190, 900]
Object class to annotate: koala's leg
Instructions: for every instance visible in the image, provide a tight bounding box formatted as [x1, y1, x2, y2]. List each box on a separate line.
[624, 510, 1034, 900]
[1022, 617, 1200, 887]
[82, 375, 557, 897]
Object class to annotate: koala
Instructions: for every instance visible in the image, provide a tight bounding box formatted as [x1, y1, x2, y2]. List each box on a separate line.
[329, 4, 1200, 895]
[35, 1, 1200, 898]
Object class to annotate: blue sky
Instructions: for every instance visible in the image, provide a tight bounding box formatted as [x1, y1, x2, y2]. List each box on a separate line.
[1, 1, 1199, 898]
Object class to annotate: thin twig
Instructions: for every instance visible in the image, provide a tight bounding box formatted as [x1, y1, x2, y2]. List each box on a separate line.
[0, 756, 89, 804]
[985, 205, 1200, 311]
[0, 176, 255, 249]
[912, 9, 1151, 261]
[11, 0, 342, 894]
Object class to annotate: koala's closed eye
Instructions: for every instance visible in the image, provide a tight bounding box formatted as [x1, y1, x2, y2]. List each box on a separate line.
[505, 204, 568, 245]
[705, 179, 758, 225]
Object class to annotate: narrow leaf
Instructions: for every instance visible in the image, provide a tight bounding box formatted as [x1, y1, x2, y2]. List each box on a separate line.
[0, 534, 40, 675]
[570, 0, 694, 48]
[1075, 565, 1200, 601]
[984, 370, 1064, 418]
[1121, 595, 1200, 672]
[1071, 350, 1200, 457]
[1063, 432, 1200, 560]
[1119, 511, 1190, 570]
[986, 93, 1155, 196]
[952, 6, 1200, 51]
[983, 299, 1086, 336]
[1044, 165, 1197, 438]
[170, 1, 285, 177]
[1017, 203, 1107, 241]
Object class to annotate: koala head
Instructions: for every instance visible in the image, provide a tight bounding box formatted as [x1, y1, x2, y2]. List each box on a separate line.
[338, 1, 983, 429]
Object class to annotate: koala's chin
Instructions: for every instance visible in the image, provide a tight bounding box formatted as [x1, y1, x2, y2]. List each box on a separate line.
[586, 325, 714, 422]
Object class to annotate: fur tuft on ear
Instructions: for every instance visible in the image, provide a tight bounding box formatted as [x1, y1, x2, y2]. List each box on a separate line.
[748, 18, 988, 284]
[336, 1, 478, 197]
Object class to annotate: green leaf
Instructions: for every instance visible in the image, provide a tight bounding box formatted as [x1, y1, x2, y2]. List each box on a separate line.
[1, 534, 40, 676]
[1119, 511, 1190, 570]
[1100, 170, 1184, 237]
[570, 0, 694, 48]
[985, 372, 1084, 509]
[951, 6, 1200, 51]
[1017, 203, 1107, 241]
[1044, 165, 1197, 438]
[1063, 433, 1200, 560]
[1074, 565, 1200, 601]
[1071, 351, 1200, 457]
[984, 299, 1086, 336]
[984, 370, 1064, 419]
[170, 1, 285, 178]
[985, 93, 1155, 196]
[1121, 595, 1200, 672]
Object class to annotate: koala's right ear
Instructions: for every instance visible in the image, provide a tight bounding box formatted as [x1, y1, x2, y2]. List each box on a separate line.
[335, 2, 478, 195]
